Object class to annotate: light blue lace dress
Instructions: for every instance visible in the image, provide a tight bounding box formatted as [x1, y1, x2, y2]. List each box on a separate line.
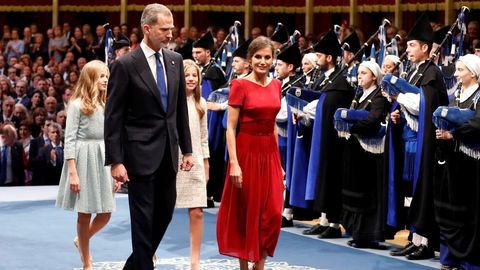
[56, 99, 115, 213]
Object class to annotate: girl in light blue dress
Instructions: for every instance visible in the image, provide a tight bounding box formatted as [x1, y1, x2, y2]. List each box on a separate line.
[56, 60, 119, 270]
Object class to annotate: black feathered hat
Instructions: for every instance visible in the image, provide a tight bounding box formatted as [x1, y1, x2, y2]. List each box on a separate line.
[313, 30, 341, 58]
[113, 33, 131, 51]
[232, 39, 252, 59]
[406, 13, 434, 44]
[276, 42, 302, 68]
[192, 31, 214, 50]
[433, 25, 450, 45]
[342, 31, 360, 53]
[271, 24, 289, 44]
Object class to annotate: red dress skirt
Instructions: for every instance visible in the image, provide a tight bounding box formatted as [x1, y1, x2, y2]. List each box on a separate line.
[216, 78, 284, 262]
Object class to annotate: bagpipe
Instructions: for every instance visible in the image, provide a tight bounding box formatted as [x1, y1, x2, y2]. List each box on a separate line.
[411, 6, 470, 87]
[208, 87, 230, 104]
[333, 87, 387, 154]
[103, 23, 114, 65]
[385, 34, 402, 57]
[381, 73, 421, 131]
[271, 24, 302, 78]
[285, 87, 322, 128]
[333, 107, 387, 153]
[276, 29, 302, 56]
[433, 86, 480, 160]
[285, 87, 322, 116]
[282, 65, 320, 93]
[433, 104, 480, 160]
[200, 21, 242, 100]
[204, 21, 242, 82]
[324, 19, 391, 89]
[281, 40, 350, 93]
[381, 73, 421, 97]
[433, 107, 475, 132]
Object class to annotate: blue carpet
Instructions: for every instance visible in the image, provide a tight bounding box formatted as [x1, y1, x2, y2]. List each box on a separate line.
[0, 196, 438, 270]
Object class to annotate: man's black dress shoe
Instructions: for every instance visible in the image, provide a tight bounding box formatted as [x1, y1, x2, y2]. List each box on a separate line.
[347, 240, 387, 250]
[440, 264, 465, 270]
[302, 224, 328, 235]
[406, 244, 434, 260]
[281, 216, 294, 228]
[390, 242, 417, 256]
[318, 226, 342, 239]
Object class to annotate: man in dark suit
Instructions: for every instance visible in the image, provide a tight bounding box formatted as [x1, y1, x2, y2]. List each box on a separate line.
[0, 124, 25, 186]
[104, 4, 194, 270]
[29, 118, 53, 185]
[37, 122, 63, 185]
[0, 97, 20, 127]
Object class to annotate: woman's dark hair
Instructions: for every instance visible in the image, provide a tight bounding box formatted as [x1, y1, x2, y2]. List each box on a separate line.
[30, 90, 45, 108]
[18, 120, 33, 133]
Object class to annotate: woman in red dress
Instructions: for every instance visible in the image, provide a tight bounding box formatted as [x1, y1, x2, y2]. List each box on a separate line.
[216, 36, 284, 270]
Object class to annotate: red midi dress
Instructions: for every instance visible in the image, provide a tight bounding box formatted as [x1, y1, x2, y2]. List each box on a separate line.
[216, 78, 284, 262]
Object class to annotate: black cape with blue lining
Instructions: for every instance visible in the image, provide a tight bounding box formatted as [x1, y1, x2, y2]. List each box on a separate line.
[408, 61, 448, 239]
[341, 87, 392, 241]
[306, 67, 354, 222]
[434, 86, 480, 264]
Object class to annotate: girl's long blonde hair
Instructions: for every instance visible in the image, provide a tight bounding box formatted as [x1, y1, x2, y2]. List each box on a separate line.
[71, 60, 109, 116]
[183, 59, 205, 119]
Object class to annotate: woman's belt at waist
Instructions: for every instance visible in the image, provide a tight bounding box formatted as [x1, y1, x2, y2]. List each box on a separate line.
[239, 122, 275, 136]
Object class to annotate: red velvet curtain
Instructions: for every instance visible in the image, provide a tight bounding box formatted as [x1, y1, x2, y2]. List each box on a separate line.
[314, 0, 349, 7]
[0, 0, 49, 5]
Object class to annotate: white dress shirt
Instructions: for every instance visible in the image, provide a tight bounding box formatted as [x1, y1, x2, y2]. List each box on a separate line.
[140, 41, 168, 92]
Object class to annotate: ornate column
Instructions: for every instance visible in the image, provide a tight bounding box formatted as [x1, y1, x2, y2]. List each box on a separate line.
[244, 0, 253, 40]
[52, 0, 59, 27]
[350, 0, 358, 27]
[394, 0, 402, 28]
[184, 0, 192, 28]
[445, 0, 454, 24]
[305, 0, 314, 35]
[120, 0, 127, 25]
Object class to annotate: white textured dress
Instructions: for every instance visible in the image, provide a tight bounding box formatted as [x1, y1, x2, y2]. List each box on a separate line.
[56, 99, 115, 213]
[175, 96, 210, 208]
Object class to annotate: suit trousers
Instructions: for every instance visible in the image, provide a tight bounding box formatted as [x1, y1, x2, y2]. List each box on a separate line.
[123, 142, 177, 270]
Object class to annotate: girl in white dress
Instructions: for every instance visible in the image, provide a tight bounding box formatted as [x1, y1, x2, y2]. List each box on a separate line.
[56, 60, 119, 270]
[175, 59, 210, 270]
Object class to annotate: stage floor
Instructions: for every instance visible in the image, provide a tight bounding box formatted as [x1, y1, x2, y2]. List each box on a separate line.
[0, 186, 440, 270]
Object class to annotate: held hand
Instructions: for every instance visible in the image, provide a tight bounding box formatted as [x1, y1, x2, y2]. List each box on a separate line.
[113, 179, 122, 192]
[229, 163, 243, 189]
[436, 129, 453, 140]
[50, 149, 57, 161]
[111, 163, 129, 183]
[206, 102, 220, 111]
[381, 89, 389, 98]
[69, 172, 80, 193]
[391, 109, 401, 124]
[180, 154, 195, 171]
